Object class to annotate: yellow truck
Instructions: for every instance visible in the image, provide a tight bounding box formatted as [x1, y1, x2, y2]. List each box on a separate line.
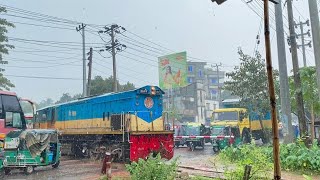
[211, 99, 272, 143]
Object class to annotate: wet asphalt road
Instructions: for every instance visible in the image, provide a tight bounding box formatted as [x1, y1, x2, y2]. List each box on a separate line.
[5, 143, 215, 180]
[173, 143, 215, 167]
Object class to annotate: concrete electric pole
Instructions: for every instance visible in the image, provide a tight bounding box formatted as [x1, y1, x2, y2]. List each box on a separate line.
[212, 63, 222, 104]
[87, 47, 93, 96]
[76, 23, 87, 97]
[287, 0, 308, 142]
[98, 24, 126, 93]
[110, 25, 118, 92]
[295, 19, 311, 67]
[274, 0, 294, 142]
[308, 0, 320, 143]
[308, 0, 320, 98]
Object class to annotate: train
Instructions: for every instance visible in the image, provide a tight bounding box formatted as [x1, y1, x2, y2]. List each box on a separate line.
[34, 86, 174, 161]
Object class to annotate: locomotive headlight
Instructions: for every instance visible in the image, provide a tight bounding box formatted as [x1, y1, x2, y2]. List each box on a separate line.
[151, 86, 156, 95]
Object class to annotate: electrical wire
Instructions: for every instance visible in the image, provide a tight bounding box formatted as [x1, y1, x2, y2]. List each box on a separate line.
[3, 74, 81, 80]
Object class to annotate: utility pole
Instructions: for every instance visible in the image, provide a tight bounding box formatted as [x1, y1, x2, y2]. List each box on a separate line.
[295, 19, 311, 67]
[76, 23, 87, 97]
[274, 0, 294, 142]
[308, 0, 320, 143]
[287, 0, 308, 143]
[263, 0, 281, 179]
[87, 47, 93, 96]
[110, 25, 117, 92]
[308, 0, 320, 98]
[213, 63, 222, 104]
[98, 24, 126, 92]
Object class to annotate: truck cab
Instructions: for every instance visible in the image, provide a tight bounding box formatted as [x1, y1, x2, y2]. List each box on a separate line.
[211, 108, 251, 143]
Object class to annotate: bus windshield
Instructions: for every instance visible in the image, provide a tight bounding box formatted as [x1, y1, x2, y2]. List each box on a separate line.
[213, 111, 238, 121]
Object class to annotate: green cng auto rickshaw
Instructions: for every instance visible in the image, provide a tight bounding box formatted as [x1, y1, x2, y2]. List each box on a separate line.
[3, 129, 61, 175]
[211, 125, 242, 153]
[185, 123, 205, 151]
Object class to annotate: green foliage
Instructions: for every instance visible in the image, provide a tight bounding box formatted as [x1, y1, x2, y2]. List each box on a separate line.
[224, 48, 279, 119]
[0, 73, 14, 90]
[125, 153, 178, 180]
[0, 6, 15, 91]
[90, 75, 135, 96]
[99, 176, 108, 180]
[278, 141, 320, 172]
[289, 66, 320, 115]
[219, 144, 273, 180]
[303, 174, 313, 180]
[0, 6, 15, 55]
[219, 142, 320, 178]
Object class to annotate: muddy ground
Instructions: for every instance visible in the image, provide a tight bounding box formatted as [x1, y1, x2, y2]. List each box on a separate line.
[5, 143, 320, 180]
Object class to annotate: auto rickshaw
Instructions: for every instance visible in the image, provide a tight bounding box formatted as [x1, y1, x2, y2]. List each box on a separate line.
[2, 129, 61, 175]
[185, 123, 205, 151]
[211, 125, 242, 153]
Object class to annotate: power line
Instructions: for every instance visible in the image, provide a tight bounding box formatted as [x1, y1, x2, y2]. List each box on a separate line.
[4, 74, 81, 80]
[9, 37, 103, 45]
[8, 21, 75, 30]
[1, 4, 105, 27]
[9, 51, 81, 59]
[4, 57, 81, 64]
[7, 60, 80, 69]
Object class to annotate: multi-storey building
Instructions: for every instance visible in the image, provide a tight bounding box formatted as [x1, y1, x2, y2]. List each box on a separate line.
[163, 61, 225, 124]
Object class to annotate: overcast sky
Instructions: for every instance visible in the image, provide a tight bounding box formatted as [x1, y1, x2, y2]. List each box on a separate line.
[1, 0, 313, 102]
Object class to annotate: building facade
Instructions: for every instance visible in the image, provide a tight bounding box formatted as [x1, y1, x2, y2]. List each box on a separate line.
[163, 61, 225, 124]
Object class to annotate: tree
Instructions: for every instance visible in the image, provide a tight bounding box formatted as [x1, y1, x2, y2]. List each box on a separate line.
[90, 76, 112, 96]
[0, 6, 15, 90]
[56, 93, 73, 104]
[37, 98, 54, 109]
[221, 90, 239, 100]
[289, 66, 320, 142]
[89, 75, 135, 96]
[224, 49, 280, 142]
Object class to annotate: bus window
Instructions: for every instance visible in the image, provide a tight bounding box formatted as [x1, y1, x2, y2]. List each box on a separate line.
[5, 112, 22, 128]
[5, 112, 13, 127]
[13, 113, 22, 128]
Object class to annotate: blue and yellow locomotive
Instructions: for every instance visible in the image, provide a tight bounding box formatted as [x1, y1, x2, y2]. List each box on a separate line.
[35, 86, 174, 161]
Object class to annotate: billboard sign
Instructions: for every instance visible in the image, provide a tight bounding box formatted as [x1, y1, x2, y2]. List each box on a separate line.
[158, 52, 187, 89]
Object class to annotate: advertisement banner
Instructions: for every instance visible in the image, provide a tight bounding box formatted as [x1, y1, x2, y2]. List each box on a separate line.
[158, 52, 187, 89]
